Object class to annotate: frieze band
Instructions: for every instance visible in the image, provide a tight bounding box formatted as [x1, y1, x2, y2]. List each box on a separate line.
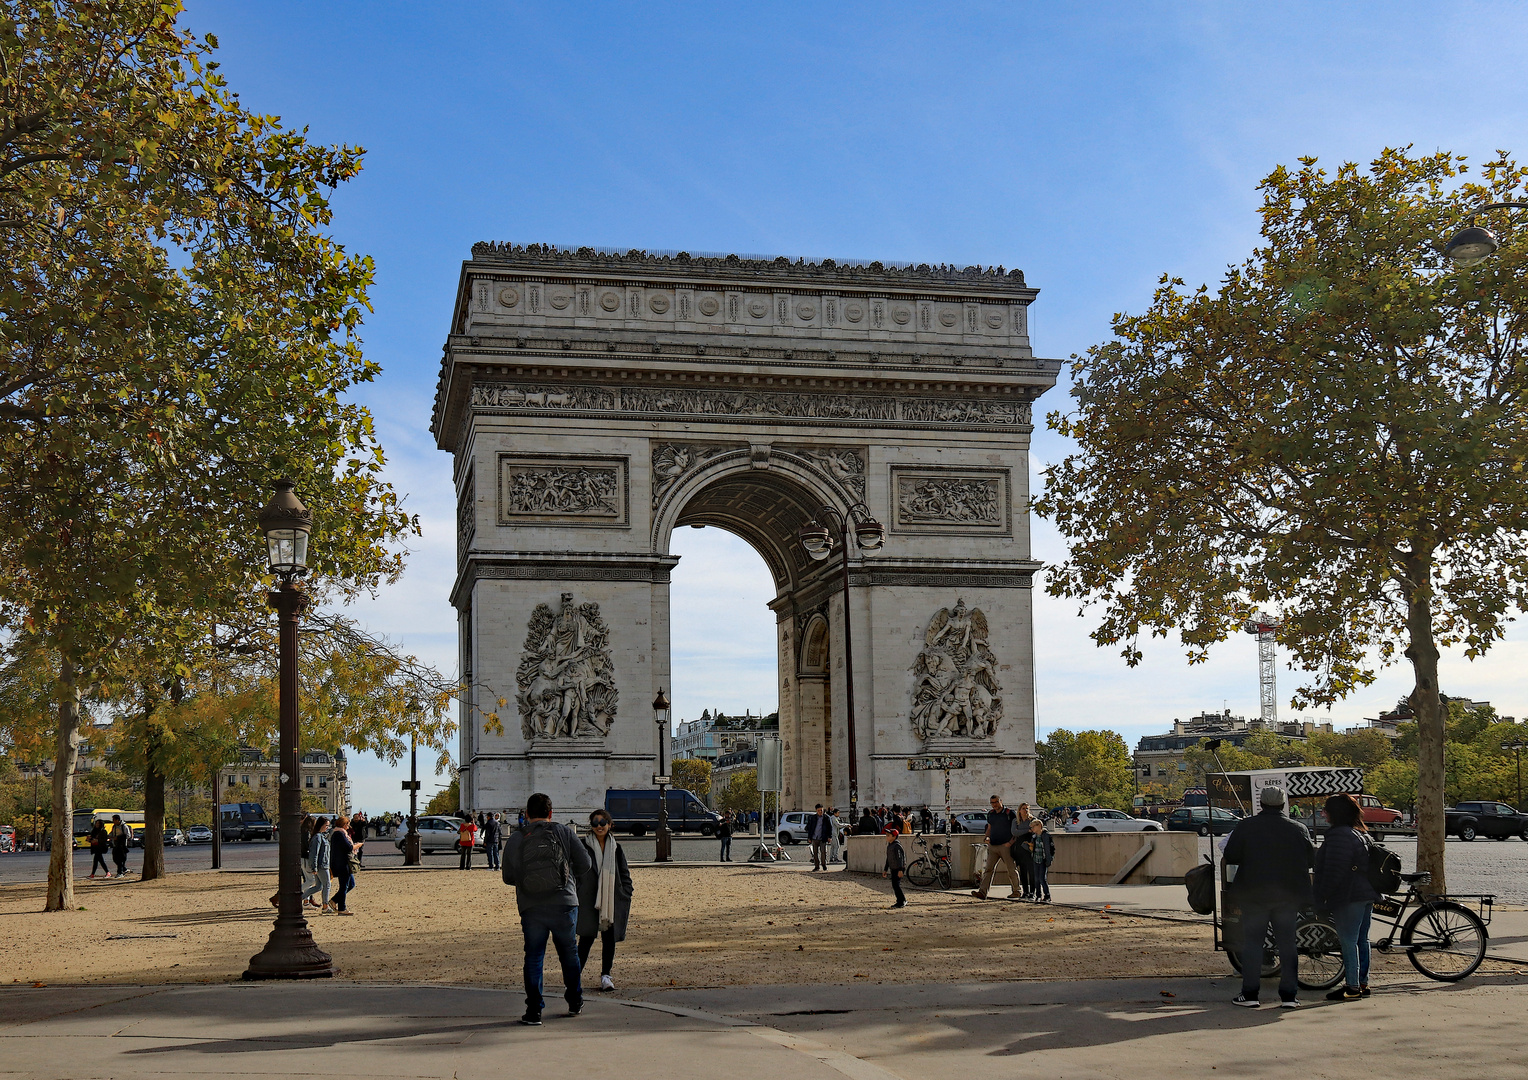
[472, 381, 1031, 428]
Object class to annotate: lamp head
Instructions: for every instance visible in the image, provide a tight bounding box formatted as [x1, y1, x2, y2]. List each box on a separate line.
[798, 521, 832, 560]
[853, 516, 886, 551]
[652, 688, 670, 714]
[257, 478, 312, 578]
[1443, 224, 1499, 267]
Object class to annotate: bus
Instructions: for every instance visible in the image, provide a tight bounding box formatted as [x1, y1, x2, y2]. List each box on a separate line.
[72, 808, 145, 848]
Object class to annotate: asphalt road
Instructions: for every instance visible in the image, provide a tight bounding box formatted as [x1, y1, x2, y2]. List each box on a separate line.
[0, 831, 770, 885]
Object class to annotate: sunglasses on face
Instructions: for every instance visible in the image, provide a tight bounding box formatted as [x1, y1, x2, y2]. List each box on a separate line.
[592, 820, 611, 828]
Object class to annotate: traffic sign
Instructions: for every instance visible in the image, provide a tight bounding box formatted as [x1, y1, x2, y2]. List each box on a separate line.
[907, 756, 966, 771]
[652, 775, 671, 786]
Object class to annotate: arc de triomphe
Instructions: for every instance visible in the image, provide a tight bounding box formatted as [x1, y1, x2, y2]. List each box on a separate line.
[431, 246, 1060, 820]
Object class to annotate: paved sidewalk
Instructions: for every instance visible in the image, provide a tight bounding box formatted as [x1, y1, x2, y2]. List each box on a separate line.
[1042, 883, 1528, 963]
[5, 977, 1526, 1080]
[0, 983, 882, 1080]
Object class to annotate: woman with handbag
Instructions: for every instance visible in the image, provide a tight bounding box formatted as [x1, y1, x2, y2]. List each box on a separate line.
[577, 810, 634, 992]
[1314, 793, 1380, 1002]
[330, 814, 359, 915]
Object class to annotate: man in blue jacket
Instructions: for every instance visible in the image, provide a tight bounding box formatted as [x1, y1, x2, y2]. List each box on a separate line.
[503, 792, 593, 1026]
[807, 804, 834, 870]
[1222, 785, 1315, 1008]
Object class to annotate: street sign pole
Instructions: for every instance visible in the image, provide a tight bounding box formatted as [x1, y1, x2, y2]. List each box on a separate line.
[907, 756, 966, 837]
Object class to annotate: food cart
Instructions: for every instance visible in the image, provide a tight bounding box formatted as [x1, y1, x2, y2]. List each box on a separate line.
[1206, 766, 1363, 988]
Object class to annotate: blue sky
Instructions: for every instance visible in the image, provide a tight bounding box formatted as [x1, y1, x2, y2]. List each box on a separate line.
[184, 2, 1528, 812]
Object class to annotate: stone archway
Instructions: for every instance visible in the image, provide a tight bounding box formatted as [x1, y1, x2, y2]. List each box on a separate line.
[433, 245, 1059, 819]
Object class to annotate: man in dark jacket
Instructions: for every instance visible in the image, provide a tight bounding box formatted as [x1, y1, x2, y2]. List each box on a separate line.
[483, 812, 503, 872]
[806, 804, 834, 871]
[1222, 785, 1315, 1008]
[503, 792, 593, 1026]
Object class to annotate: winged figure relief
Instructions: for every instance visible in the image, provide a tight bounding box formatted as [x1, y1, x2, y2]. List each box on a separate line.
[910, 600, 1002, 740]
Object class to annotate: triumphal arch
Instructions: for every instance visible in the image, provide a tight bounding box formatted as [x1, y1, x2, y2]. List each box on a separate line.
[431, 245, 1060, 820]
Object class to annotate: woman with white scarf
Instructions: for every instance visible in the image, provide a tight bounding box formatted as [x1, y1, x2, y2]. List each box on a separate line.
[576, 810, 634, 992]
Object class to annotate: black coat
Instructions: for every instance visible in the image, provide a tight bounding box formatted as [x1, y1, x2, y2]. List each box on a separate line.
[1222, 808, 1315, 906]
[576, 837, 633, 940]
[1314, 826, 1381, 907]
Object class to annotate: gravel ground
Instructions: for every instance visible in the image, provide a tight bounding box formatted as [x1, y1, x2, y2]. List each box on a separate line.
[1, 863, 1219, 989]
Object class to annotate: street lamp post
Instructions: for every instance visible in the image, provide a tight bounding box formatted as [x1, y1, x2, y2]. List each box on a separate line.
[403, 729, 421, 866]
[653, 688, 672, 863]
[1442, 201, 1528, 267]
[244, 479, 334, 981]
[797, 502, 886, 822]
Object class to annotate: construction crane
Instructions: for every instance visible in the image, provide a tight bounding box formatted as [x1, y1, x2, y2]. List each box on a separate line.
[1243, 612, 1283, 724]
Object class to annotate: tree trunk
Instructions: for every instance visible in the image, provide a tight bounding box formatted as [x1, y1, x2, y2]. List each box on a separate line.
[1404, 554, 1446, 897]
[44, 654, 82, 912]
[142, 738, 166, 881]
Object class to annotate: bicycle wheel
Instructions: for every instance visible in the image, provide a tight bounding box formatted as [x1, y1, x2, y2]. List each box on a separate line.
[934, 861, 953, 890]
[905, 856, 937, 888]
[1225, 926, 1281, 980]
[1295, 916, 1346, 991]
[1402, 901, 1487, 981]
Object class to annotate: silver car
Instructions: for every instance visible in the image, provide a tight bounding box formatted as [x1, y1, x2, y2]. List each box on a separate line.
[393, 816, 484, 854]
[1065, 808, 1163, 833]
[775, 811, 845, 845]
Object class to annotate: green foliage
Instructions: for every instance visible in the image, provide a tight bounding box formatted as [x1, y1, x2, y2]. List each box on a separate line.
[671, 758, 712, 803]
[425, 778, 459, 816]
[1036, 728, 1134, 809]
[1037, 148, 1528, 892]
[717, 768, 758, 815]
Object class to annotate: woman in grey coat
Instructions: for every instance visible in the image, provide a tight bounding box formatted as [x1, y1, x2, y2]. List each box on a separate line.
[304, 817, 333, 912]
[576, 809, 633, 992]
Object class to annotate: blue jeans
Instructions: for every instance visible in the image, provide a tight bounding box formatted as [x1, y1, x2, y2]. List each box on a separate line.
[521, 904, 582, 1014]
[1032, 861, 1051, 900]
[719, 835, 731, 860]
[1238, 899, 1301, 1002]
[1331, 900, 1372, 989]
[486, 839, 500, 870]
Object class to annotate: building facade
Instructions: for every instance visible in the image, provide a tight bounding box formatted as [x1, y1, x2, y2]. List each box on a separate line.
[223, 747, 348, 815]
[436, 245, 1060, 821]
[1133, 711, 1335, 782]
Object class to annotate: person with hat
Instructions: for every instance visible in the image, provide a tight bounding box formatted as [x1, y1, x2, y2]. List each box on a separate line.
[1221, 785, 1316, 1009]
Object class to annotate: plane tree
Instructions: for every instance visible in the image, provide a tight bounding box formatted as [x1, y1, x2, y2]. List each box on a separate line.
[1037, 149, 1528, 894]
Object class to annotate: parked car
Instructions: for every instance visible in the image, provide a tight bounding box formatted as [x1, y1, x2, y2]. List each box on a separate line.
[1445, 801, 1528, 841]
[186, 825, 213, 844]
[945, 811, 991, 834]
[1165, 806, 1241, 836]
[0, 825, 14, 852]
[219, 802, 274, 842]
[392, 815, 483, 854]
[163, 827, 186, 846]
[1356, 795, 1404, 827]
[1065, 808, 1163, 833]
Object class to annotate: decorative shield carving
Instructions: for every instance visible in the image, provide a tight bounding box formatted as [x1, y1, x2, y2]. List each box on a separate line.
[910, 599, 1002, 740]
[516, 593, 619, 739]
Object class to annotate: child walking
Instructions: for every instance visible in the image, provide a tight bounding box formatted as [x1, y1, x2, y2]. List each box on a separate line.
[883, 829, 907, 909]
[1026, 819, 1054, 902]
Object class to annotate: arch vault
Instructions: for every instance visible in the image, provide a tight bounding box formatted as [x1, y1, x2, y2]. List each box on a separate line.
[431, 246, 1060, 819]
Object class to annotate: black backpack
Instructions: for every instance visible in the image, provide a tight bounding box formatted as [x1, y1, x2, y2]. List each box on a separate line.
[1184, 859, 1215, 915]
[1366, 841, 1402, 896]
[513, 823, 569, 893]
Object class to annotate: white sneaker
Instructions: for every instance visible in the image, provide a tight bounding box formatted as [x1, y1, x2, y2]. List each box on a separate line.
[600, 974, 615, 992]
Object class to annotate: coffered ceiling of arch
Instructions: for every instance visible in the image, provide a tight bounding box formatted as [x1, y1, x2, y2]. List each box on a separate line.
[670, 470, 824, 591]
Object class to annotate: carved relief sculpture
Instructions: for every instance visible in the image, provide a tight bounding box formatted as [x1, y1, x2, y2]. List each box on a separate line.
[505, 466, 620, 517]
[897, 476, 1000, 524]
[457, 471, 476, 559]
[796, 447, 866, 501]
[651, 442, 738, 505]
[516, 593, 619, 739]
[910, 600, 1003, 740]
[498, 455, 629, 526]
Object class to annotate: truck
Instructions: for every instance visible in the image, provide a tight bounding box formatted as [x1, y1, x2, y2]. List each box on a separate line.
[1445, 801, 1528, 841]
[219, 802, 275, 842]
[604, 789, 721, 836]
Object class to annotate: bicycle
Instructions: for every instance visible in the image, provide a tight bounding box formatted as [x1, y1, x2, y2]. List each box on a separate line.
[1223, 870, 1491, 987]
[904, 833, 953, 890]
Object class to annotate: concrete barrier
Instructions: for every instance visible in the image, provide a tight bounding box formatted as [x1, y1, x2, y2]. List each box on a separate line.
[846, 828, 1199, 886]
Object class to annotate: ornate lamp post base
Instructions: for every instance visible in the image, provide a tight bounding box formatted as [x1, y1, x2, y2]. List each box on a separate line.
[243, 917, 336, 980]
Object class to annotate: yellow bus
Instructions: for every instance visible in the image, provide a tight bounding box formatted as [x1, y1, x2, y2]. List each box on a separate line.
[72, 808, 145, 848]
